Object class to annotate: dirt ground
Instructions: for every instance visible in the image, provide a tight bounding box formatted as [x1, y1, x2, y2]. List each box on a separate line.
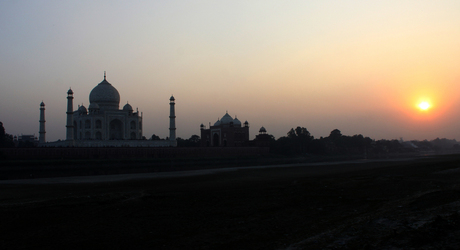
[1, 156, 460, 249]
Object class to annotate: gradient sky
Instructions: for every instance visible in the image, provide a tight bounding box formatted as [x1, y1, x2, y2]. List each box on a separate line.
[1, 0, 460, 142]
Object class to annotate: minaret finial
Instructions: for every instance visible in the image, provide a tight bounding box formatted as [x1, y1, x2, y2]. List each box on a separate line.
[104, 71, 106, 80]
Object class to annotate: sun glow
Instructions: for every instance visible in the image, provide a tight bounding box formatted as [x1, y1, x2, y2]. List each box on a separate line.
[418, 101, 430, 110]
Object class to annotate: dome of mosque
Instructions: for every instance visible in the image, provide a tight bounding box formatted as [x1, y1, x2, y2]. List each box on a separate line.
[220, 112, 234, 125]
[233, 117, 241, 126]
[123, 103, 133, 111]
[214, 119, 221, 126]
[89, 76, 120, 109]
[78, 105, 87, 114]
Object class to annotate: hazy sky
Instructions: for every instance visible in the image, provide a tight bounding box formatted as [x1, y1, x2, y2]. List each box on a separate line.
[1, 0, 460, 142]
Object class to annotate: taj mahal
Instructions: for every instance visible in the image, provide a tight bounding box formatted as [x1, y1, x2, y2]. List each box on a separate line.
[39, 73, 177, 147]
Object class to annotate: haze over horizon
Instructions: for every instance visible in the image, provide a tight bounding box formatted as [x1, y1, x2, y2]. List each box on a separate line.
[1, 1, 460, 142]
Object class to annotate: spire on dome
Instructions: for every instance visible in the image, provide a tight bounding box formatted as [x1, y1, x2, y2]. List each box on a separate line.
[104, 71, 106, 80]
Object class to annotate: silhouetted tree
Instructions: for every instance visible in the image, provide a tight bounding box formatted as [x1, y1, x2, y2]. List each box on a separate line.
[271, 136, 295, 155]
[151, 134, 161, 140]
[341, 134, 373, 155]
[430, 138, 457, 150]
[273, 127, 313, 155]
[294, 126, 313, 154]
[329, 129, 342, 140]
[326, 129, 344, 153]
[328, 129, 342, 146]
[177, 135, 200, 147]
[189, 135, 200, 144]
[371, 139, 404, 155]
[287, 128, 296, 139]
[0, 122, 5, 146]
[270, 126, 415, 157]
[176, 137, 185, 147]
[309, 138, 328, 155]
[0, 122, 14, 148]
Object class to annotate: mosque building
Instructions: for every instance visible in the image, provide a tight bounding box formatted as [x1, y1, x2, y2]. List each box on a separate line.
[200, 112, 250, 147]
[71, 73, 142, 141]
[200, 112, 272, 147]
[39, 73, 176, 147]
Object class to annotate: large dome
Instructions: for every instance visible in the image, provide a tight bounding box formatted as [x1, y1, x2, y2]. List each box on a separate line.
[89, 76, 120, 109]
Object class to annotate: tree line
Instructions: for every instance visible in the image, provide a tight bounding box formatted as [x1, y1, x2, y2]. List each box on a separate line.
[1, 121, 458, 156]
[269, 127, 398, 156]
[269, 126, 459, 156]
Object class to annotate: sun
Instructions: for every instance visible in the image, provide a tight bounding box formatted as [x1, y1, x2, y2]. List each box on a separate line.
[418, 101, 430, 110]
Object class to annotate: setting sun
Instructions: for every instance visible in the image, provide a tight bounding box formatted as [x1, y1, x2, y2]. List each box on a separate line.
[418, 101, 430, 110]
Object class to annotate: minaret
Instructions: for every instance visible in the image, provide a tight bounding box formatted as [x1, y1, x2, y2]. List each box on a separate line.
[39, 101, 46, 144]
[169, 95, 177, 146]
[66, 88, 74, 141]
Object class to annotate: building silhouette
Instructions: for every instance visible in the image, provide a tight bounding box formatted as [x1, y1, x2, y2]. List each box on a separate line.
[200, 112, 249, 147]
[40, 73, 176, 147]
[69, 73, 143, 141]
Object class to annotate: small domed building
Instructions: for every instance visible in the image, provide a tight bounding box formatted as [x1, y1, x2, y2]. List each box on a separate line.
[200, 112, 249, 147]
[253, 126, 272, 147]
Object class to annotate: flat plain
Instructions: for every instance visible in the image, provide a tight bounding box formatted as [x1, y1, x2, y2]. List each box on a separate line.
[1, 156, 460, 249]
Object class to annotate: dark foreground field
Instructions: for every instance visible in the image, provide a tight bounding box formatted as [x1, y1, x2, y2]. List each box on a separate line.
[1, 156, 460, 249]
